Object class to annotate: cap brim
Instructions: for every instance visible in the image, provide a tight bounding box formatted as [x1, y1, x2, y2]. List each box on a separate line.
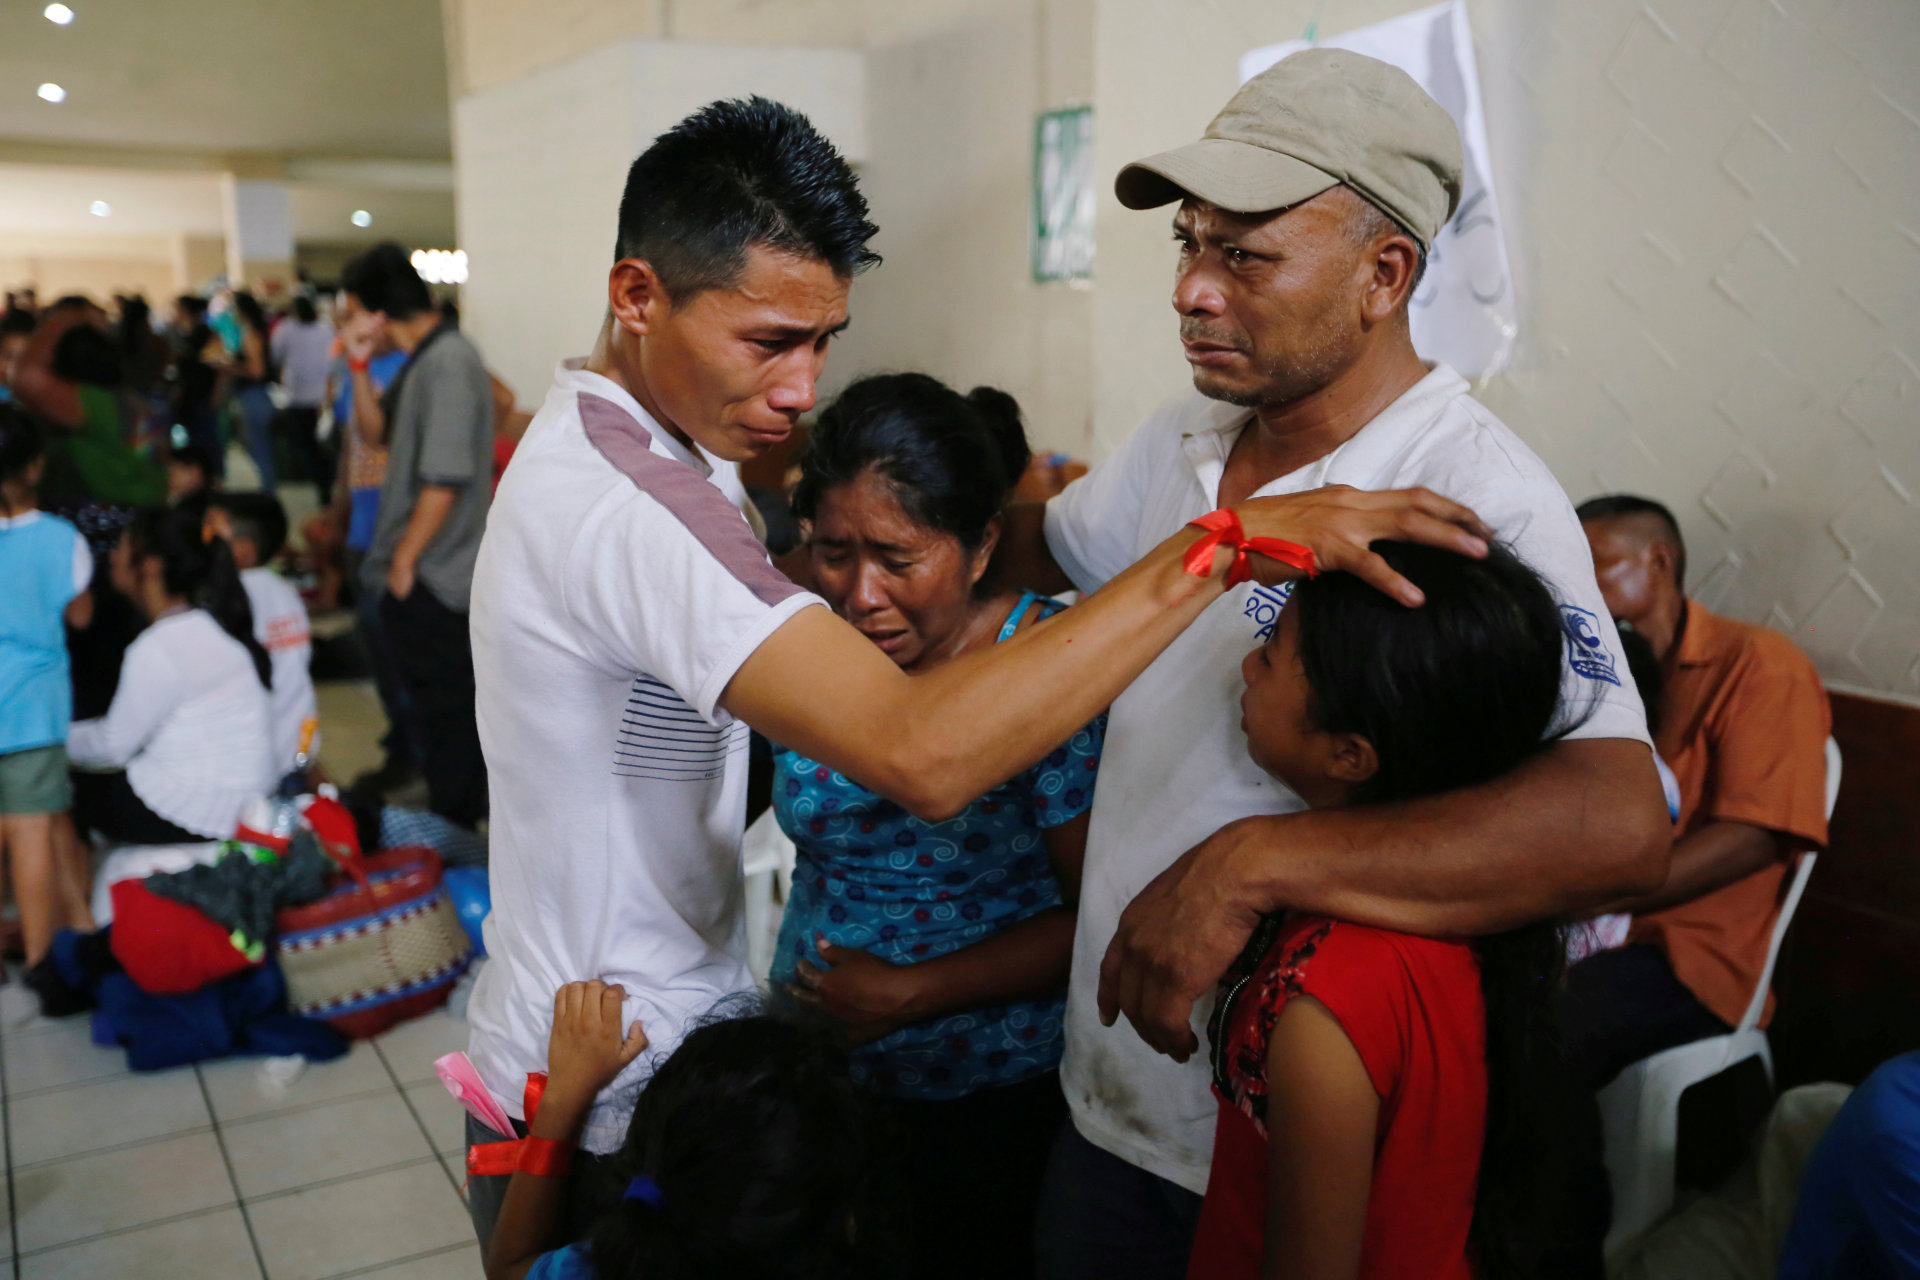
[1115, 137, 1339, 214]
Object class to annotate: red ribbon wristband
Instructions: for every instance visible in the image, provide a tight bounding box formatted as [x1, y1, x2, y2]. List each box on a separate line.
[467, 1072, 574, 1178]
[1183, 508, 1317, 587]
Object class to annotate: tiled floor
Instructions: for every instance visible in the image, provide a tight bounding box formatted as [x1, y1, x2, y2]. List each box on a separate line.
[0, 981, 482, 1279]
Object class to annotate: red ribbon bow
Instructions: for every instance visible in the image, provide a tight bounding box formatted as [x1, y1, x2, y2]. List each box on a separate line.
[467, 1072, 573, 1178]
[1183, 509, 1317, 588]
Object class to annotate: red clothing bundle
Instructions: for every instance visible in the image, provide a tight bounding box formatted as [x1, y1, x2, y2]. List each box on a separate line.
[1188, 915, 1487, 1280]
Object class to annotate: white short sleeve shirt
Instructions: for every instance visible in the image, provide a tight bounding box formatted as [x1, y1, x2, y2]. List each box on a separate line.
[467, 361, 824, 1153]
[240, 567, 316, 773]
[1045, 364, 1651, 1192]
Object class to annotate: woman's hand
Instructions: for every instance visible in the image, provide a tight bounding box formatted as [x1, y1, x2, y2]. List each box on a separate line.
[537, 980, 647, 1135]
[792, 937, 925, 1045]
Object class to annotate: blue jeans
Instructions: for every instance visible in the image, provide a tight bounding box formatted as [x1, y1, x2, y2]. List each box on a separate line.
[235, 383, 277, 490]
[1035, 1119, 1204, 1280]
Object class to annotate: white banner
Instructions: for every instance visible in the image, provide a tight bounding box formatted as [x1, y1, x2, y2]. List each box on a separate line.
[1242, 0, 1517, 377]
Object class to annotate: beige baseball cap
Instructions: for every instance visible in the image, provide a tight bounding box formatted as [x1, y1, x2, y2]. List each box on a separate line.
[1115, 48, 1464, 250]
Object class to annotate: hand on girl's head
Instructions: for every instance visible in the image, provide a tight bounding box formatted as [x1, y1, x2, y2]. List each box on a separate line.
[546, 980, 648, 1102]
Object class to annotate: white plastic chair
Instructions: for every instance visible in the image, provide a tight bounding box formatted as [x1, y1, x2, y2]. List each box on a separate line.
[741, 808, 798, 985]
[1598, 736, 1842, 1263]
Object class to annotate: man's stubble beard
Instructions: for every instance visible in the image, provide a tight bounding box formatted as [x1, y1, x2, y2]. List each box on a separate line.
[1192, 331, 1351, 412]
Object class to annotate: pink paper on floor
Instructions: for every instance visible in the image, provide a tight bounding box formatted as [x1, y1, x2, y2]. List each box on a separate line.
[435, 1050, 515, 1137]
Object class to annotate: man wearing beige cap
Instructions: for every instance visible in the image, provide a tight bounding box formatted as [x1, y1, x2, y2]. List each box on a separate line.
[999, 50, 1669, 1277]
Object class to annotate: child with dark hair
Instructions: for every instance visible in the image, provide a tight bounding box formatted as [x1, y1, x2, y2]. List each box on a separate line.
[1187, 542, 1573, 1280]
[166, 441, 215, 505]
[483, 985, 881, 1280]
[0, 406, 96, 967]
[67, 504, 276, 847]
[205, 492, 317, 779]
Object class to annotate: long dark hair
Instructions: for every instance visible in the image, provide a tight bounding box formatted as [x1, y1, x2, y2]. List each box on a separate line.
[1287, 541, 1569, 1280]
[791, 372, 1031, 554]
[231, 290, 269, 339]
[127, 504, 271, 689]
[586, 1012, 881, 1280]
[0, 405, 44, 517]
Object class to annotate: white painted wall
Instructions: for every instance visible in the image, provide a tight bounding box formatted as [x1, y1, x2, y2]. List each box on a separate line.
[830, 0, 1095, 454]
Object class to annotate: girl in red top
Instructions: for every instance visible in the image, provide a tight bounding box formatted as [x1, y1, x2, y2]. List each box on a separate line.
[1188, 541, 1571, 1280]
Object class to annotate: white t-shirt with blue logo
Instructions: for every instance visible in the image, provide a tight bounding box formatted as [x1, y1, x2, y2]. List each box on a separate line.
[1044, 362, 1652, 1193]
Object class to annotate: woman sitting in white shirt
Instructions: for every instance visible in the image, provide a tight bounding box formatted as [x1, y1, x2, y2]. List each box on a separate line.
[68, 504, 275, 843]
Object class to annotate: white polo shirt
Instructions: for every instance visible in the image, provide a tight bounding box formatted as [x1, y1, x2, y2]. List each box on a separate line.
[467, 361, 824, 1153]
[1045, 363, 1651, 1192]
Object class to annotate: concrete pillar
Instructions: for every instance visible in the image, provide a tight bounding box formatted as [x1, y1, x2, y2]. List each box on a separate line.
[220, 177, 295, 298]
[171, 233, 228, 295]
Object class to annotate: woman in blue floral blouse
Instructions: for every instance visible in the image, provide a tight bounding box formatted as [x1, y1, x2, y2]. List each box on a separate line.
[770, 372, 1100, 1280]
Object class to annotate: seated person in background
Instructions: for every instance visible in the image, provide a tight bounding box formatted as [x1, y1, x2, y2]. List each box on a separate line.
[1188, 543, 1571, 1280]
[204, 492, 317, 781]
[1550, 494, 1832, 1270]
[166, 442, 215, 507]
[772, 373, 1099, 1280]
[67, 505, 276, 847]
[483, 983, 883, 1280]
[1778, 1049, 1920, 1280]
[1572, 494, 1829, 1065]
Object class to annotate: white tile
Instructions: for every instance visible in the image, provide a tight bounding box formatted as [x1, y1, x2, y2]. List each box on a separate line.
[9, 1068, 209, 1166]
[405, 1080, 468, 1155]
[373, 1009, 470, 1085]
[3, 1019, 129, 1095]
[440, 1152, 469, 1203]
[12, 1131, 235, 1253]
[199, 1041, 391, 1122]
[0, 974, 57, 1034]
[247, 1162, 473, 1280]
[18, 1206, 260, 1280]
[350, 1242, 483, 1279]
[223, 1091, 434, 1199]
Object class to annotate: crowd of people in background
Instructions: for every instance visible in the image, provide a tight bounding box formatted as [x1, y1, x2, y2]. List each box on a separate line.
[0, 253, 529, 1011]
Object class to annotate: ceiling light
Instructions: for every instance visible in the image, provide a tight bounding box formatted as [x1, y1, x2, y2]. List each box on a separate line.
[44, 4, 75, 25]
[410, 248, 470, 286]
[89, 200, 110, 217]
[350, 210, 372, 228]
[37, 83, 66, 103]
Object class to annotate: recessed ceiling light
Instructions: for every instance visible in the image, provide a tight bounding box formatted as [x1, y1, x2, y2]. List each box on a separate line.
[351, 210, 372, 228]
[44, 4, 75, 25]
[89, 201, 110, 217]
[37, 83, 66, 104]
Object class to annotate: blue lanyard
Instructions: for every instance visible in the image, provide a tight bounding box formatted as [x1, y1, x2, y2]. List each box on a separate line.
[996, 590, 1044, 643]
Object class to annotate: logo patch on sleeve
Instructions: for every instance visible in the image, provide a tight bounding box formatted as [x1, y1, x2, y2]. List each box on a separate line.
[1559, 605, 1622, 686]
[1244, 583, 1295, 641]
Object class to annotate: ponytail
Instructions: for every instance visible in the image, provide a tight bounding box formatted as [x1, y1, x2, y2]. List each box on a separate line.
[200, 534, 272, 689]
[964, 384, 1032, 494]
[127, 505, 272, 689]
